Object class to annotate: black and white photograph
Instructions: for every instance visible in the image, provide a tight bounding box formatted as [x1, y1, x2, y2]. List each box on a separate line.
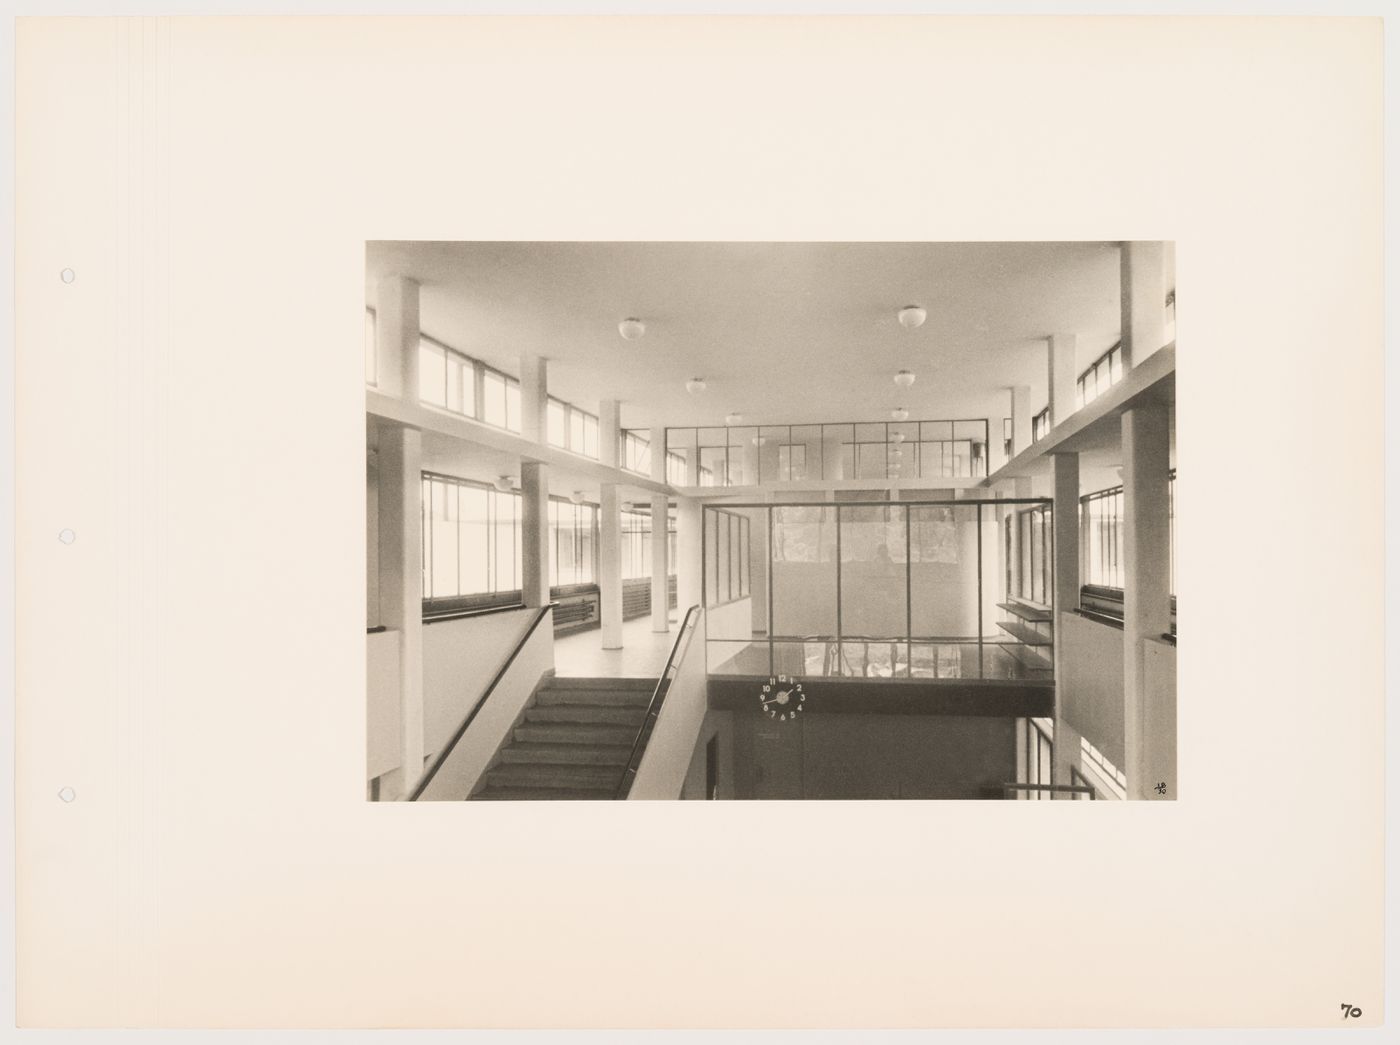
[366, 241, 1177, 802]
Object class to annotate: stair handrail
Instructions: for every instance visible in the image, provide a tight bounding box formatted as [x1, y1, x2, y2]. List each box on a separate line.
[614, 604, 703, 799]
[407, 603, 555, 802]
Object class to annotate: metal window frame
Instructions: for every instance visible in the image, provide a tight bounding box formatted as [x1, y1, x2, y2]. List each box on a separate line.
[665, 417, 991, 486]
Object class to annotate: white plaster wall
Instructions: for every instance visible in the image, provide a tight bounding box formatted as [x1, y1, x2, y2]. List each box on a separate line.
[367, 629, 401, 780]
[416, 608, 555, 801]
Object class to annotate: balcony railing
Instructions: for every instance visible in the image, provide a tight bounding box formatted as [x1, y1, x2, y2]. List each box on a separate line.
[666, 419, 990, 487]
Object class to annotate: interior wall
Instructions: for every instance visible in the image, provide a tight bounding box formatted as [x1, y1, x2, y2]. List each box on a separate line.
[680, 710, 735, 800]
[1058, 611, 1125, 766]
[367, 629, 400, 781]
[422, 607, 548, 758]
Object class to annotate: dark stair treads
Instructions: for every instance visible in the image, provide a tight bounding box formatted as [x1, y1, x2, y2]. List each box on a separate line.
[525, 705, 648, 727]
[514, 722, 639, 746]
[471, 676, 661, 800]
[474, 786, 616, 801]
[484, 762, 626, 791]
[534, 686, 654, 708]
[500, 742, 632, 766]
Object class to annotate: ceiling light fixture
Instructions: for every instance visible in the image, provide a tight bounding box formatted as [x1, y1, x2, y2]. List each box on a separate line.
[618, 317, 646, 341]
[891, 432, 906, 444]
[898, 305, 927, 330]
[891, 407, 909, 422]
[570, 491, 586, 505]
[894, 369, 916, 388]
[725, 413, 743, 425]
[686, 377, 707, 394]
[493, 475, 516, 493]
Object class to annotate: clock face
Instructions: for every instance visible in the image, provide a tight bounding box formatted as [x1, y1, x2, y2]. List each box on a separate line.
[759, 675, 806, 722]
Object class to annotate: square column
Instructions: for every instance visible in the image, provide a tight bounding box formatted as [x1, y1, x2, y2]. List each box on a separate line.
[650, 494, 670, 633]
[375, 275, 419, 402]
[599, 483, 623, 649]
[599, 399, 621, 469]
[1121, 404, 1172, 799]
[520, 461, 551, 608]
[519, 355, 548, 444]
[675, 496, 703, 615]
[1050, 452, 1080, 717]
[1047, 333, 1078, 427]
[1120, 241, 1167, 370]
[378, 425, 423, 797]
[1010, 385, 1032, 457]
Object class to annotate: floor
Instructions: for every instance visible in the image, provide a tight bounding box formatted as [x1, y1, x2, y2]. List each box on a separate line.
[554, 612, 682, 679]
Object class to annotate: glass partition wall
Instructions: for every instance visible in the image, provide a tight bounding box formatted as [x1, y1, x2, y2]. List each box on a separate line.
[704, 499, 1053, 682]
[670, 420, 990, 487]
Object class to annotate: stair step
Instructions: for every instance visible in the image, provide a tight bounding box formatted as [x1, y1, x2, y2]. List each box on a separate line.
[540, 676, 654, 692]
[473, 786, 616, 801]
[485, 762, 625, 790]
[501, 742, 632, 766]
[535, 688, 654, 708]
[514, 723, 639, 746]
[526, 705, 648, 727]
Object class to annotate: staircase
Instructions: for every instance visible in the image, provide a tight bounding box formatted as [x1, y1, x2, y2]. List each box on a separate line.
[471, 676, 657, 800]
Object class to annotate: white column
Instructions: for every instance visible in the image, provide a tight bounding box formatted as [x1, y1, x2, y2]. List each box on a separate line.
[1121, 404, 1172, 800]
[1047, 333, 1078, 427]
[1120, 241, 1167, 370]
[676, 496, 703, 615]
[599, 399, 621, 470]
[600, 483, 623, 649]
[1050, 453, 1080, 714]
[649, 426, 666, 484]
[1010, 385, 1032, 457]
[379, 424, 423, 797]
[650, 494, 670, 632]
[520, 461, 550, 608]
[520, 354, 548, 444]
[375, 275, 419, 401]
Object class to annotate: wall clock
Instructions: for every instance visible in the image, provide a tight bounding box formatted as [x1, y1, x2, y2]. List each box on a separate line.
[759, 675, 805, 721]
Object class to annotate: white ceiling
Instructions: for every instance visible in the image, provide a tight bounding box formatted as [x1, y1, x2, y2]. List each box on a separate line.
[366, 241, 1126, 431]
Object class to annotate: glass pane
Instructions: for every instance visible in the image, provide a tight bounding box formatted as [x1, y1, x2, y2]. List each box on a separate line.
[854, 422, 885, 443]
[446, 354, 466, 414]
[547, 500, 559, 587]
[494, 493, 517, 591]
[419, 341, 447, 406]
[909, 505, 980, 640]
[569, 409, 584, 452]
[727, 427, 758, 486]
[459, 486, 489, 595]
[505, 381, 521, 432]
[855, 442, 886, 480]
[717, 512, 731, 602]
[771, 505, 837, 637]
[483, 371, 506, 427]
[822, 425, 853, 480]
[697, 427, 727, 447]
[430, 480, 459, 598]
[579, 507, 596, 584]
[705, 509, 720, 606]
[839, 505, 908, 640]
[698, 446, 726, 487]
[921, 420, 953, 442]
[547, 399, 567, 447]
[582, 415, 599, 459]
